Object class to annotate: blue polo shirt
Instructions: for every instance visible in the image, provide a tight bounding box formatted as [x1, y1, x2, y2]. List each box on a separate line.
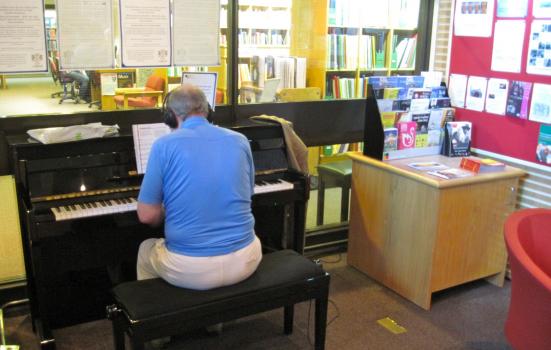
[138, 116, 255, 257]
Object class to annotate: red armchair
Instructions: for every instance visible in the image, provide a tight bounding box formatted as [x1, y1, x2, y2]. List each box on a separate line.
[114, 75, 165, 109]
[504, 208, 551, 350]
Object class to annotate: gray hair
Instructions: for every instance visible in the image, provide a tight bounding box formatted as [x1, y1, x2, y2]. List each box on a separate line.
[167, 84, 209, 119]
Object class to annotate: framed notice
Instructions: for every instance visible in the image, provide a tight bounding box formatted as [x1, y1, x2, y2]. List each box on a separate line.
[56, 0, 114, 69]
[181, 72, 218, 109]
[119, 0, 171, 67]
[173, 0, 220, 66]
[0, 0, 48, 73]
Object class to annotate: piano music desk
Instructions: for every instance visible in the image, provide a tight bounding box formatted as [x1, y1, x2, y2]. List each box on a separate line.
[347, 153, 524, 309]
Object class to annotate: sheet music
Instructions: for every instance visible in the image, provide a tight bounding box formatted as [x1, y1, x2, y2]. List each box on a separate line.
[132, 123, 171, 174]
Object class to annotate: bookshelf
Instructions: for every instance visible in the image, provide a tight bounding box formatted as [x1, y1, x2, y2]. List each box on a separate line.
[45, 11, 58, 58]
[291, 0, 421, 99]
[236, 0, 292, 58]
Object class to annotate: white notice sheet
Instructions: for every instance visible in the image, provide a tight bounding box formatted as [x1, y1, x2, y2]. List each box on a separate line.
[454, 0, 495, 37]
[0, 0, 47, 73]
[56, 0, 114, 69]
[497, 0, 528, 18]
[533, 0, 551, 18]
[491, 20, 525, 73]
[485, 78, 509, 115]
[173, 0, 220, 66]
[526, 21, 551, 77]
[119, 0, 171, 67]
[448, 74, 468, 108]
[132, 123, 171, 174]
[181, 72, 218, 109]
[465, 76, 488, 112]
[529, 83, 551, 124]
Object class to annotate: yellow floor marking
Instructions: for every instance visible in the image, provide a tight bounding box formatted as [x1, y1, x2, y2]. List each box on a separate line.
[377, 317, 407, 334]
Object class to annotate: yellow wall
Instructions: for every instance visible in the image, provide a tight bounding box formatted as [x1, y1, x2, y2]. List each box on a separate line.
[0, 176, 26, 283]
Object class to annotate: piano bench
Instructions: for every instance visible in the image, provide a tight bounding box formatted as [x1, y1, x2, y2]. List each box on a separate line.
[316, 160, 352, 225]
[106, 249, 331, 350]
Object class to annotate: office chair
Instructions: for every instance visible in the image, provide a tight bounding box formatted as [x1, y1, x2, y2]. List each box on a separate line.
[48, 57, 80, 104]
[504, 208, 551, 350]
[114, 75, 165, 109]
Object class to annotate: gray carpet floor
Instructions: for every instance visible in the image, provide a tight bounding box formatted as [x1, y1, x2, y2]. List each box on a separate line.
[3, 253, 512, 350]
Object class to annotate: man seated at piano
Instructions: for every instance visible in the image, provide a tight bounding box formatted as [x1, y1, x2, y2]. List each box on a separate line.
[136, 84, 262, 291]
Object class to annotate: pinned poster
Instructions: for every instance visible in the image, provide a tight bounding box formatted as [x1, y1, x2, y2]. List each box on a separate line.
[536, 124, 551, 164]
[56, 0, 115, 69]
[465, 76, 488, 112]
[173, 0, 220, 66]
[485, 78, 509, 115]
[0, 0, 48, 73]
[454, 0, 495, 37]
[491, 20, 525, 73]
[529, 83, 551, 124]
[119, 0, 171, 67]
[448, 74, 468, 108]
[497, 0, 528, 18]
[533, 0, 551, 18]
[526, 21, 551, 76]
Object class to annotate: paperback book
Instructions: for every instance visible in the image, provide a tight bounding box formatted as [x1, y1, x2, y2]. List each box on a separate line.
[397, 121, 417, 150]
[383, 128, 398, 152]
[441, 121, 472, 157]
[460, 157, 506, 173]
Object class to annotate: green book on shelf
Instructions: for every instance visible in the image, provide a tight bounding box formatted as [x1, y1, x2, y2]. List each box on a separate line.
[375, 51, 385, 69]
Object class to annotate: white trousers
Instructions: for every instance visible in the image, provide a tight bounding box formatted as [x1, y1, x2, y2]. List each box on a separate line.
[136, 236, 262, 290]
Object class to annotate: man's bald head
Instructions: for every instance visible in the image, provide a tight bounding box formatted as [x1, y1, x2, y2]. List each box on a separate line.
[167, 84, 210, 122]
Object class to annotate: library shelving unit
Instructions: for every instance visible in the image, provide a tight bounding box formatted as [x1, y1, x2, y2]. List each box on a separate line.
[45, 13, 58, 59]
[236, 0, 292, 59]
[291, 0, 420, 100]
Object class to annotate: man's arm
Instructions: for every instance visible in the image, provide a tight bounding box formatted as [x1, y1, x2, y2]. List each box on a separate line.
[137, 202, 164, 227]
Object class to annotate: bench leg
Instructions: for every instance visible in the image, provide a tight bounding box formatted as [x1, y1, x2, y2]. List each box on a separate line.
[316, 177, 325, 226]
[111, 313, 126, 350]
[340, 179, 351, 222]
[130, 337, 145, 350]
[315, 293, 329, 350]
[284, 304, 294, 334]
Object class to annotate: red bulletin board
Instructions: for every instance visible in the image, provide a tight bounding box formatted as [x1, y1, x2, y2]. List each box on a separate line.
[449, 0, 551, 165]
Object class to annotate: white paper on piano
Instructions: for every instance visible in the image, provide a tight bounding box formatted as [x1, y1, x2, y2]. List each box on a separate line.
[132, 123, 171, 174]
[181, 72, 218, 109]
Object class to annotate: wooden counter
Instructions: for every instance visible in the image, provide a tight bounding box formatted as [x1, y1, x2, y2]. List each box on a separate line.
[347, 153, 525, 309]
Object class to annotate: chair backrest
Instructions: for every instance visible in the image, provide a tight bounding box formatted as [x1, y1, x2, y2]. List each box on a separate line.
[48, 57, 59, 84]
[144, 75, 165, 92]
[504, 208, 551, 350]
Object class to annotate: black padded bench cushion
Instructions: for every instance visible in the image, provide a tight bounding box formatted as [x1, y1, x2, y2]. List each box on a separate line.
[112, 249, 325, 321]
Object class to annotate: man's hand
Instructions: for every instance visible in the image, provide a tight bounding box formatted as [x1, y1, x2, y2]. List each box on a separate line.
[137, 202, 164, 227]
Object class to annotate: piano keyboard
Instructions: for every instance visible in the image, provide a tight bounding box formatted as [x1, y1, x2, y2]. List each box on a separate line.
[254, 179, 294, 194]
[51, 198, 137, 221]
[50, 180, 294, 221]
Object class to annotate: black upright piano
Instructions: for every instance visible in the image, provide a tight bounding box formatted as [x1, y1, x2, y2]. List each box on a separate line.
[8, 121, 309, 349]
